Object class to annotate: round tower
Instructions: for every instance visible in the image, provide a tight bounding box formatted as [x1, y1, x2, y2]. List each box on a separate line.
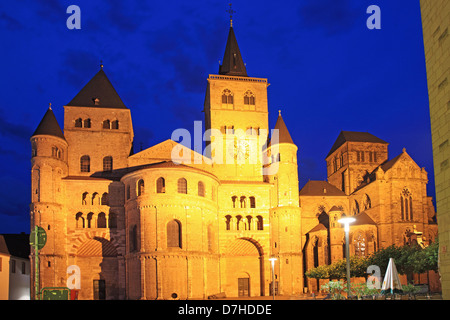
[265, 111, 303, 296]
[30, 106, 68, 298]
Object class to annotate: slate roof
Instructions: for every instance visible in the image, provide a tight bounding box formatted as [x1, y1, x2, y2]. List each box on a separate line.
[273, 112, 294, 145]
[219, 27, 248, 77]
[66, 69, 127, 109]
[299, 180, 346, 196]
[32, 107, 65, 140]
[326, 131, 388, 158]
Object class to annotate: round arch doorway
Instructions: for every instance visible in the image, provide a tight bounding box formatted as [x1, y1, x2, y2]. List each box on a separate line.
[223, 237, 265, 297]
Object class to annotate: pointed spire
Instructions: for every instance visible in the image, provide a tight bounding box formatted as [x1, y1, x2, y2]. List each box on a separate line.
[32, 105, 65, 140]
[219, 8, 248, 77]
[67, 68, 127, 109]
[273, 110, 294, 144]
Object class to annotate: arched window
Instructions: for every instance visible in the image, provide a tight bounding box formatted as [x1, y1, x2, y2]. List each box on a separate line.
[75, 118, 82, 128]
[256, 216, 264, 230]
[198, 181, 205, 197]
[101, 193, 108, 205]
[83, 118, 91, 128]
[353, 200, 360, 215]
[167, 220, 182, 248]
[232, 196, 237, 208]
[222, 89, 234, 107]
[76, 212, 84, 228]
[80, 155, 90, 172]
[156, 177, 165, 193]
[236, 215, 243, 230]
[401, 188, 412, 220]
[249, 196, 256, 208]
[111, 120, 119, 129]
[177, 178, 187, 194]
[87, 212, 94, 228]
[240, 196, 246, 208]
[92, 192, 99, 205]
[363, 194, 371, 210]
[225, 215, 232, 230]
[103, 119, 110, 129]
[244, 90, 255, 106]
[109, 212, 117, 229]
[246, 215, 252, 230]
[82, 192, 89, 205]
[103, 156, 113, 171]
[313, 239, 319, 268]
[137, 179, 145, 196]
[97, 212, 107, 228]
[354, 232, 366, 257]
[52, 146, 62, 159]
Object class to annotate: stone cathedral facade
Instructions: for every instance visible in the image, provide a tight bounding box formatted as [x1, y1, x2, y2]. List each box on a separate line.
[30, 22, 438, 300]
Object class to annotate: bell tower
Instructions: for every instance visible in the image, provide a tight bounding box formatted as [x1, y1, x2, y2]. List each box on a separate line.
[204, 20, 270, 181]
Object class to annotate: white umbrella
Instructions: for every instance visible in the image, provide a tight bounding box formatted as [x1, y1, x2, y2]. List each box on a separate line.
[381, 258, 403, 294]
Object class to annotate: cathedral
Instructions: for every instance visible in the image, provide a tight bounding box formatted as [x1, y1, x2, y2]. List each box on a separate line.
[30, 20, 438, 299]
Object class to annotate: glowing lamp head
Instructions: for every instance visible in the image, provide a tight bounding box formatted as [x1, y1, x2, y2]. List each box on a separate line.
[338, 215, 356, 231]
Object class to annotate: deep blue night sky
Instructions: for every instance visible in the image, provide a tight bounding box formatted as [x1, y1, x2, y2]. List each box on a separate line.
[0, 0, 435, 234]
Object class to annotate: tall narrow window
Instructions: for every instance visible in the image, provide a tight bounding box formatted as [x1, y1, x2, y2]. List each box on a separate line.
[76, 212, 84, 228]
[177, 178, 187, 194]
[156, 177, 165, 193]
[256, 216, 264, 230]
[225, 215, 232, 230]
[167, 220, 182, 248]
[137, 179, 145, 196]
[409, 196, 413, 220]
[129, 225, 137, 252]
[249, 196, 256, 208]
[97, 212, 107, 228]
[356, 151, 361, 162]
[232, 196, 237, 208]
[198, 181, 205, 197]
[111, 120, 119, 129]
[101, 193, 108, 205]
[103, 156, 113, 171]
[80, 155, 90, 172]
[354, 232, 366, 257]
[401, 196, 405, 220]
[87, 212, 94, 228]
[240, 196, 246, 208]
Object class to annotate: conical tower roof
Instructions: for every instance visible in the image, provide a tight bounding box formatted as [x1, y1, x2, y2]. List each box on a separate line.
[32, 106, 65, 140]
[219, 26, 248, 77]
[272, 110, 294, 145]
[67, 68, 127, 109]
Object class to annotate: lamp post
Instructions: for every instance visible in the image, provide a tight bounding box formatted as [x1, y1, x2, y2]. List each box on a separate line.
[338, 215, 356, 298]
[269, 257, 277, 300]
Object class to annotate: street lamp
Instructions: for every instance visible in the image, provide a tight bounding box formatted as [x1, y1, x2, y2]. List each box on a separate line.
[269, 257, 277, 300]
[338, 214, 356, 298]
